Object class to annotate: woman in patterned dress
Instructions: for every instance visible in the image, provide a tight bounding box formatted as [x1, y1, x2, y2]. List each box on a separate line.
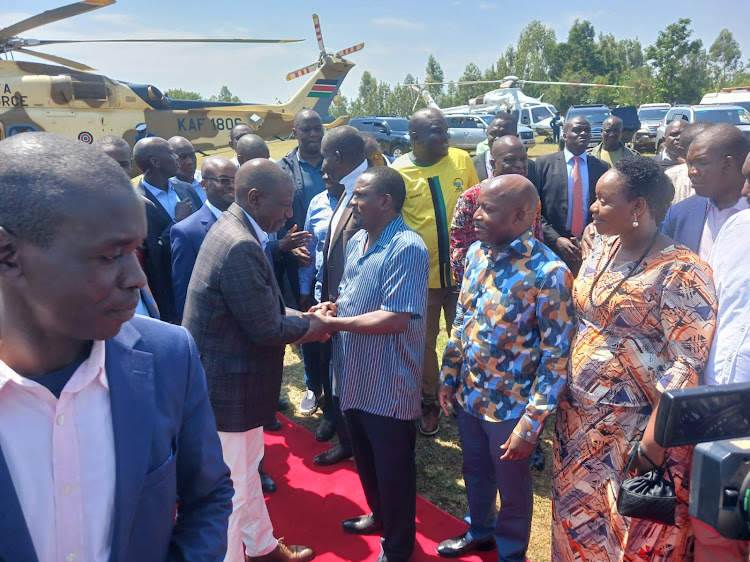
[552, 156, 717, 561]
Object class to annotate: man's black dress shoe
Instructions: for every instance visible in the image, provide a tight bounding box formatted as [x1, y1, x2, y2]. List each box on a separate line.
[436, 531, 494, 558]
[315, 419, 336, 442]
[341, 513, 383, 535]
[264, 417, 282, 431]
[277, 397, 290, 412]
[259, 471, 277, 493]
[313, 444, 353, 466]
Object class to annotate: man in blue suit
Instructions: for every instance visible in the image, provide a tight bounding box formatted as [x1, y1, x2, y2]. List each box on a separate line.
[661, 124, 749, 256]
[171, 156, 237, 321]
[0, 133, 233, 562]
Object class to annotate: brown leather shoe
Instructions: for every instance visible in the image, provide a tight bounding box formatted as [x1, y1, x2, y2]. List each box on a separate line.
[246, 539, 315, 561]
[419, 403, 440, 436]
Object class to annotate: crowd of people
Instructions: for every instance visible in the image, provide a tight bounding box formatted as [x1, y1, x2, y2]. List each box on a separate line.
[0, 103, 747, 562]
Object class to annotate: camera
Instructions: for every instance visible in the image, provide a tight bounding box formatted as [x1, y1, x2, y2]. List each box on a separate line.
[654, 381, 750, 540]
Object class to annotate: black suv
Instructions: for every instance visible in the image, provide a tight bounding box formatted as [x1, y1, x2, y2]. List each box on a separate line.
[561, 104, 640, 149]
[349, 117, 411, 157]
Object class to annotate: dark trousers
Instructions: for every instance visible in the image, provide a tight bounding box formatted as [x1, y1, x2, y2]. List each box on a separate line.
[320, 341, 350, 444]
[344, 409, 417, 562]
[457, 407, 533, 562]
[301, 341, 334, 421]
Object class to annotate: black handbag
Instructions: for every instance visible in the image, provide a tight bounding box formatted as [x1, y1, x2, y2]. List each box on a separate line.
[616, 443, 676, 525]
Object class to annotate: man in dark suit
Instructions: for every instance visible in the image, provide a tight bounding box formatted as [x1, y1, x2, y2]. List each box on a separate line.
[183, 159, 325, 562]
[661, 124, 750, 257]
[535, 116, 610, 271]
[170, 156, 236, 321]
[0, 133, 232, 561]
[308, 126, 369, 466]
[133, 137, 202, 323]
[472, 113, 538, 187]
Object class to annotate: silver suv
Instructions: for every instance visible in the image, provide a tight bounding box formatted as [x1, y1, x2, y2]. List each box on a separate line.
[632, 103, 671, 151]
[444, 113, 535, 151]
[655, 104, 750, 150]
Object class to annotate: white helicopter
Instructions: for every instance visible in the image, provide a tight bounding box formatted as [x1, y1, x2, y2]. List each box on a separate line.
[413, 75, 631, 139]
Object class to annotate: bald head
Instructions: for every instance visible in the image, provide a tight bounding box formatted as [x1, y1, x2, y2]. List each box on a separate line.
[475, 174, 539, 249]
[692, 124, 750, 162]
[133, 136, 174, 175]
[168, 136, 197, 182]
[602, 115, 623, 151]
[687, 124, 749, 203]
[201, 156, 236, 212]
[235, 158, 292, 208]
[490, 135, 528, 177]
[409, 108, 449, 164]
[563, 116, 591, 155]
[664, 119, 687, 159]
[680, 121, 715, 151]
[95, 135, 132, 176]
[487, 113, 518, 145]
[409, 108, 446, 134]
[229, 124, 253, 151]
[321, 125, 365, 165]
[294, 108, 321, 128]
[236, 134, 270, 164]
[201, 155, 233, 177]
[235, 159, 294, 233]
[0, 132, 137, 246]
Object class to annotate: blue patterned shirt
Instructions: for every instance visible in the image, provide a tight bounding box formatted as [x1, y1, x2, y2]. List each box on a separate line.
[440, 231, 575, 441]
[332, 215, 429, 420]
[298, 189, 340, 301]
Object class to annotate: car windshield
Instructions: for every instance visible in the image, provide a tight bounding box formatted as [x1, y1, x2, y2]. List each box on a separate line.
[385, 118, 409, 132]
[694, 108, 750, 126]
[639, 108, 669, 120]
[480, 115, 494, 125]
[569, 108, 610, 124]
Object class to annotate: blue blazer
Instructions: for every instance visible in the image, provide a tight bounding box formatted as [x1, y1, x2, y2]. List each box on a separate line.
[661, 194, 709, 253]
[0, 317, 233, 562]
[170, 204, 218, 321]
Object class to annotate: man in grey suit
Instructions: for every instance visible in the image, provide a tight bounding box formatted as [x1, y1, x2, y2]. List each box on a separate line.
[133, 137, 202, 323]
[183, 159, 325, 562]
[535, 117, 609, 272]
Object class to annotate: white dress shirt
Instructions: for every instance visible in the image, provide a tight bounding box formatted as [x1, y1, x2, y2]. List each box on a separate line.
[0, 340, 115, 562]
[706, 209, 750, 386]
[563, 148, 590, 232]
[327, 159, 368, 258]
[142, 178, 182, 219]
[698, 197, 748, 260]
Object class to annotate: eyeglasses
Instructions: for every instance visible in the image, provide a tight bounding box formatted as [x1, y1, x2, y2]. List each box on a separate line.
[204, 176, 235, 186]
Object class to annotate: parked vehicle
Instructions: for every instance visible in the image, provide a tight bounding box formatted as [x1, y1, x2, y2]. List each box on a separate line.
[349, 116, 411, 157]
[631, 103, 671, 151]
[654, 104, 750, 151]
[444, 113, 535, 151]
[701, 87, 750, 113]
[561, 104, 640, 150]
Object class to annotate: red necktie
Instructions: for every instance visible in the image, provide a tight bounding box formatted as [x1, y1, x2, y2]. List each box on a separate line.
[571, 156, 584, 237]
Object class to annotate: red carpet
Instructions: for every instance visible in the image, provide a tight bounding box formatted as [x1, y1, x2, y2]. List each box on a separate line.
[263, 414, 505, 562]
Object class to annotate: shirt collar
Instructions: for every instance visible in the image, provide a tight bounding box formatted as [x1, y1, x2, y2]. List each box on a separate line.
[341, 159, 368, 196]
[241, 208, 269, 249]
[564, 147, 588, 163]
[481, 229, 534, 260]
[205, 200, 223, 219]
[143, 177, 173, 195]
[296, 149, 322, 170]
[367, 215, 405, 251]
[708, 196, 749, 213]
[0, 339, 108, 395]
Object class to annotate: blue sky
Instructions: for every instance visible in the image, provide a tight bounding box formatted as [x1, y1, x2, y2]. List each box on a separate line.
[2, 1, 748, 105]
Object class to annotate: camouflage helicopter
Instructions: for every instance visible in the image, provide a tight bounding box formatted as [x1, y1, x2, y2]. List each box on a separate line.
[0, 1, 363, 149]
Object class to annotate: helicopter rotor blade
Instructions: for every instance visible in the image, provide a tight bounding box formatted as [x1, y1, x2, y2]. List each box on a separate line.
[312, 14, 325, 55]
[519, 79, 633, 89]
[14, 46, 95, 71]
[33, 37, 303, 45]
[0, 0, 114, 43]
[286, 62, 319, 81]
[335, 43, 364, 57]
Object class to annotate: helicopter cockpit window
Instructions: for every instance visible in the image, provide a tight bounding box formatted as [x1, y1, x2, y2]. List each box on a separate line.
[531, 106, 552, 123]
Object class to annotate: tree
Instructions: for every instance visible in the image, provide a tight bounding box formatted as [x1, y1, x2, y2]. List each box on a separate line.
[646, 19, 705, 104]
[329, 94, 350, 117]
[511, 21, 558, 98]
[425, 54, 445, 102]
[349, 71, 390, 116]
[709, 29, 743, 89]
[165, 88, 202, 100]
[209, 85, 241, 102]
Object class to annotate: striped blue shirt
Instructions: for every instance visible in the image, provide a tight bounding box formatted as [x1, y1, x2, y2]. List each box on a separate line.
[332, 215, 430, 420]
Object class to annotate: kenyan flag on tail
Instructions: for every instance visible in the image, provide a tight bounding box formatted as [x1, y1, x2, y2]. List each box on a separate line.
[309, 79, 337, 98]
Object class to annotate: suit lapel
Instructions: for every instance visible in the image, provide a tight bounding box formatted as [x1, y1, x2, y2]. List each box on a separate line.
[329, 194, 353, 254]
[0, 447, 38, 561]
[687, 198, 710, 252]
[106, 323, 156, 562]
[140, 180, 173, 226]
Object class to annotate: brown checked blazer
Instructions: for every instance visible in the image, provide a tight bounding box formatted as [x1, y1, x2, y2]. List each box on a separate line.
[182, 203, 309, 432]
[321, 193, 361, 303]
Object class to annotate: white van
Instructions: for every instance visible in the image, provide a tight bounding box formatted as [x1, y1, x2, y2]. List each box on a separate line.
[701, 87, 750, 113]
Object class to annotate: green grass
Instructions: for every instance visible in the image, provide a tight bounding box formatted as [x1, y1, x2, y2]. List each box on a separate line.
[281, 317, 555, 562]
